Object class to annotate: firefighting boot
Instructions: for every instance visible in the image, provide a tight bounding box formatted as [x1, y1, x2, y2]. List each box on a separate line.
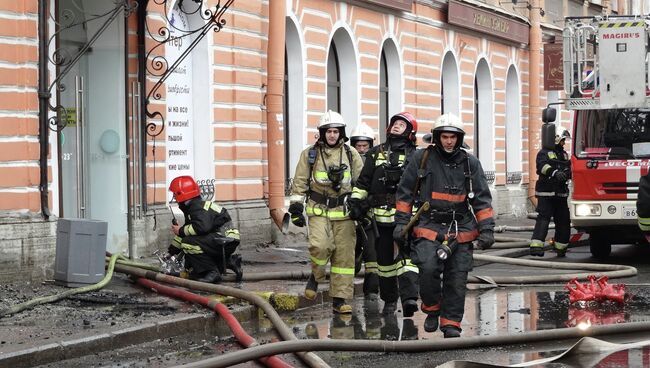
[529, 240, 545, 257]
[554, 242, 568, 257]
[423, 314, 439, 333]
[382, 301, 397, 315]
[332, 297, 352, 314]
[226, 254, 243, 282]
[402, 298, 418, 318]
[304, 274, 318, 300]
[441, 325, 462, 338]
[196, 270, 221, 284]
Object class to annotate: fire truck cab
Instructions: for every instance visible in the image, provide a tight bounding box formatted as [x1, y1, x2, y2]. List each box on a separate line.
[546, 15, 650, 258]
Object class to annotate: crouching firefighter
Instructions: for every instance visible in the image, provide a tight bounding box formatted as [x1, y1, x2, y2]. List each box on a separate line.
[393, 114, 495, 338]
[167, 176, 243, 283]
[349, 112, 420, 316]
[288, 110, 364, 314]
[530, 118, 572, 257]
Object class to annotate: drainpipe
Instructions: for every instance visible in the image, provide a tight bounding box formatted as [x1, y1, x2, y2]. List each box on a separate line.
[527, 0, 542, 207]
[38, 0, 51, 219]
[266, 0, 288, 231]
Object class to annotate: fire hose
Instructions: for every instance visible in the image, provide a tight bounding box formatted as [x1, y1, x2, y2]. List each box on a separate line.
[135, 278, 293, 368]
[176, 321, 650, 368]
[112, 263, 330, 368]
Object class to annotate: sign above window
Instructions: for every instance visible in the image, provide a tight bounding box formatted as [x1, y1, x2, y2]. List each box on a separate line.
[361, 0, 413, 11]
[448, 0, 529, 44]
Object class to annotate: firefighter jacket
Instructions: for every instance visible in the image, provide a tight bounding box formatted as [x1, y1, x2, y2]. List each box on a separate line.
[535, 146, 571, 197]
[290, 141, 363, 220]
[395, 146, 495, 243]
[351, 139, 415, 225]
[169, 198, 240, 255]
[637, 173, 650, 233]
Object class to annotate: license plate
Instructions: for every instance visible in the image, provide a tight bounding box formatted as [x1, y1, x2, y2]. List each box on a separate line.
[622, 205, 637, 219]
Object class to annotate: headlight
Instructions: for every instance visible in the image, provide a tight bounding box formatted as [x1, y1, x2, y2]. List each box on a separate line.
[575, 204, 601, 217]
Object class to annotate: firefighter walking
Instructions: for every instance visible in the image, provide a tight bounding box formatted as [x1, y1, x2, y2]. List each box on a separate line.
[530, 127, 572, 257]
[393, 114, 495, 337]
[167, 175, 242, 284]
[349, 112, 420, 316]
[349, 123, 379, 299]
[288, 110, 364, 314]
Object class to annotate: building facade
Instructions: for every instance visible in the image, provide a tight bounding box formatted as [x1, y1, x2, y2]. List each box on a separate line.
[0, 0, 621, 281]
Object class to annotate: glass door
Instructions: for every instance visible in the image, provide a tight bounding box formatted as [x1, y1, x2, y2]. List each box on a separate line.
[57, 0, 128, 253]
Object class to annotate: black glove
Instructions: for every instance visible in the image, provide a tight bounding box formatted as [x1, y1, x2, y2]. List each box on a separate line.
[288, 202, 306, 227]
[347, 198, 368, 221]
[553, 170, 568, 183]
[393, 224, 407, 246]
[476, 230, 495, 250]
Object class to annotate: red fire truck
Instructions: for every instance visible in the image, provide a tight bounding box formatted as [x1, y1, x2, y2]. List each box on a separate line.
[546, 16, 650, 258]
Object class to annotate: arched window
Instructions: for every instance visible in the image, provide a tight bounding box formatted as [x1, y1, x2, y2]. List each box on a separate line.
[505, 65, 522, 184]
[441, 52, 460, 117]
[284, 17, 304, 181]
[474, 58, 494, 180]
[379, 51, 388, 136]
[327, 44, 340, 112]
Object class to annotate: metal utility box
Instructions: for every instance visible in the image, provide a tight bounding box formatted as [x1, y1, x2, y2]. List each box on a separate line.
[54, 218, 108, 287]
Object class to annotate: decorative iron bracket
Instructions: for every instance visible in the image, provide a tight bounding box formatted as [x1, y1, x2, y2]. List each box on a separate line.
[46, 0, 136, 131]
[144, 0, 234, 138]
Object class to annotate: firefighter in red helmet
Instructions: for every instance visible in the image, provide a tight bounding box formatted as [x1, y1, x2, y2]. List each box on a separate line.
[349, 112, 420, 316]
[167, 175, 242, 283]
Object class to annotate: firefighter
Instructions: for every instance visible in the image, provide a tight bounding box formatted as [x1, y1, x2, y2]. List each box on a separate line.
[350, 123, 374, 155]
[393, 113, 495, 338]
[349, 122, 379, 299]
[167, 175, 242, 283]
[288, 110, 364, 314]
[530, 126, 571, 257]
[349, 112, 420, 316]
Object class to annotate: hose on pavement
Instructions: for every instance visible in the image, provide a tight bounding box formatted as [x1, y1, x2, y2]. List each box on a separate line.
[112, 262, 330, 368]
[135, 277, 293, 368]
[0, 253, 121, 319]
[176, 320, 650, 368]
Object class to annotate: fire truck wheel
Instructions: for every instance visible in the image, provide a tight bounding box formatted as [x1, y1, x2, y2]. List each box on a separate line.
[589, 234, 612, 259]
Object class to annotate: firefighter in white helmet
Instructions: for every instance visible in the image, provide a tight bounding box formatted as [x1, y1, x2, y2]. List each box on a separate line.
[350, 123, 375, 156]
[393, 113, 495, 337]
[530, 125, 572, 257]
[288, 110, 364, 314]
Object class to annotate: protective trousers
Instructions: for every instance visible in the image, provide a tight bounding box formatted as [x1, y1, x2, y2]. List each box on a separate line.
[361, 227, 379, 296]
[171, 234, 238, 276]
[308, 216, 356, 299]
[369, 225, 419, 304]
[410, 237, 473, 328]
[532, 197, 570, 246]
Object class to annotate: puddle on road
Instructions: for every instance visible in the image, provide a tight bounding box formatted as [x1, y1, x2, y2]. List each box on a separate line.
[248, 286, 650, 366]
[271, 287, 650, 341]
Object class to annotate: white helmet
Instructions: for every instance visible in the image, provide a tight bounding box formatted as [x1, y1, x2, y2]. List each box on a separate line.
[350, 123, 374, 144]
[554, 125, 571, 145]
[318, 110, 346, 129]
[318, 110, 347, 143]
[432, 113, 466, 151]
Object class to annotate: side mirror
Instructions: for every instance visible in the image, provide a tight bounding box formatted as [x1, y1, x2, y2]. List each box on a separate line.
[542, 107, 557, 123]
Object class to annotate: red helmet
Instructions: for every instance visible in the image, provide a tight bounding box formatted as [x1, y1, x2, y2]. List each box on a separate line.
[387, 112, 418, 143]
[169, 175, 200, 202]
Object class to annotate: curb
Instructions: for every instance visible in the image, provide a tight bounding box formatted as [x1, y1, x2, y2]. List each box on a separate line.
[0, 280, 357, 367]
